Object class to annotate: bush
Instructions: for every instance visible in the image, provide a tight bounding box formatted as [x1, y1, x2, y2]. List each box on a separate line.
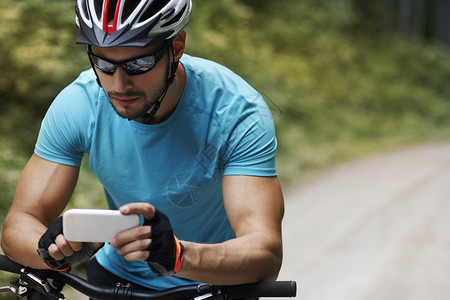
[1, 0, 450, 188]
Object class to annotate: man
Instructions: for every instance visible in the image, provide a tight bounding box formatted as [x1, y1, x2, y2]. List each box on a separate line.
[1, 0, 284, 295]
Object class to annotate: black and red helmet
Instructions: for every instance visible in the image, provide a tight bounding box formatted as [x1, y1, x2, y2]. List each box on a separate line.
[75, 0, 192, 47]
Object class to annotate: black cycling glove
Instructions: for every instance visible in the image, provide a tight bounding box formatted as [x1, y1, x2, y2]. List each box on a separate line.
[144, 209, 184, 277]
[37, 216, 101, 271]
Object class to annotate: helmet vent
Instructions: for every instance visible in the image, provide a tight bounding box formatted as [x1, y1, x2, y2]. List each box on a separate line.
[121, 1, 140, 20]
[139, 0, 170, 23]
[78, 1, 90, 19]
[106, 0, 118, 24]
[93, 0, 103, 20]
[161, 4, 186, 27]
[76, 0, 192, 47]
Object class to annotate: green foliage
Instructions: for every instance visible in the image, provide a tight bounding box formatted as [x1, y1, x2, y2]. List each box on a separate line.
[0, 138, 27, 224]
[0, 0, 101, 213]
[187, 0, 450, 183]
[0, 0, 450, 293]
[1, 0, 450, 202]
[0, 0, 90, 152]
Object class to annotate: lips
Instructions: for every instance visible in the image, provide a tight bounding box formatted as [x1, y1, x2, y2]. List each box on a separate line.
[113, 97, 139, 106]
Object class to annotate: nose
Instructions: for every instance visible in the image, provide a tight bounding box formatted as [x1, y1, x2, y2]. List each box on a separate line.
[111, 66, 133, 92]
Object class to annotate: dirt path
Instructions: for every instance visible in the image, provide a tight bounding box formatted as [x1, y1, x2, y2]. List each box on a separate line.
[272, 142, 450, 300]
[64, 142, 450, 299]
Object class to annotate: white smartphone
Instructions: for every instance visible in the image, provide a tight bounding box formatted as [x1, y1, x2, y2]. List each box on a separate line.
[63, 209, 140, 243]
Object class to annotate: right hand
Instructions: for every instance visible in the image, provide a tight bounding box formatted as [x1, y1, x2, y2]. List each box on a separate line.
[37, 216, 103, 271]
[112, 203, 184, 277]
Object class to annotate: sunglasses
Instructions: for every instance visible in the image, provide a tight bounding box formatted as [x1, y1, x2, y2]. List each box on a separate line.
[87, 42, 168, 76]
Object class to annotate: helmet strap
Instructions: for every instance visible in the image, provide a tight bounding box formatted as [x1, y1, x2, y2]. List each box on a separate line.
[86, 45, 103, 88]
[141, 41, 178, 124]
[87, 42, 178, 124]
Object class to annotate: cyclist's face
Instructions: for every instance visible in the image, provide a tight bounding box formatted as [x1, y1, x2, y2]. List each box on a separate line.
[92, 45, 169, 122]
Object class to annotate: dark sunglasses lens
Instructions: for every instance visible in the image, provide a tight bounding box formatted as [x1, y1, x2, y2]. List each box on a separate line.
[90, 54, 116, 74]
[88, 43, 166, 76]
[124, 56, 157, 75]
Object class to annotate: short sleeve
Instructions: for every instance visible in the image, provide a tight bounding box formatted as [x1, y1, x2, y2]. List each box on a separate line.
[222, 93, 277, 176]
[34, 71, 97, 166]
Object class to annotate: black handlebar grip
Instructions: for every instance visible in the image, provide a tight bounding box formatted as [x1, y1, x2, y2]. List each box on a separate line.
[0, 255, 297, 300]
[0, 255, 23, 274]
[223, 280, 297, 298]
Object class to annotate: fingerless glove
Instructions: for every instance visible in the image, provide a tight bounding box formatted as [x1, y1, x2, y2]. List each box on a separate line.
[144, 209, 184, 276]
[37, 216, 100, 271]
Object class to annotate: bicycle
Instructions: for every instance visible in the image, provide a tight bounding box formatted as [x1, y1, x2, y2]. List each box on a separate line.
[0, 255, 296, 299]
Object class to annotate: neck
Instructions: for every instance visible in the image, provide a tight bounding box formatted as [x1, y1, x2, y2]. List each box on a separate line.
[137, 62, 186, 124]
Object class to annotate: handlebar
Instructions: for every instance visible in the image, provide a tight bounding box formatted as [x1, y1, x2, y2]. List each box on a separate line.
[0, 255, 297, 299]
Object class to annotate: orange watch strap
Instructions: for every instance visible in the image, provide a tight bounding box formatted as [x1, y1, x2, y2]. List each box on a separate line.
[172, 235, 184, 274]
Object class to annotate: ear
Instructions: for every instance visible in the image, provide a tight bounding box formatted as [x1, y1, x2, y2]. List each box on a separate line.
[172, 31, 186, 61]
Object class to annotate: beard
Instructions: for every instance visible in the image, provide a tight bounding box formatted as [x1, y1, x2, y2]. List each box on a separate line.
[106, 68, 169, 122]
[107, 88, 161, 121]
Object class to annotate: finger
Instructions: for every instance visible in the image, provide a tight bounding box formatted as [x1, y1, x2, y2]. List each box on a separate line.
[111, 225, 151, 248]
[116, 239, 152, 258]
[92, 242, 104, 248]
[122, 250, 150, 262]
[68, 240, 83, 252]
[119, 202, 155, 220]
[54, 234, 77, 257]
[48, 243, 64, 261]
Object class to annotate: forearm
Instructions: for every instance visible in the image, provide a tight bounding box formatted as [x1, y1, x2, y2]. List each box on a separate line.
[177, 232, 282, 285]
[176, 175, 285, 285]
[1, 155, 79, 268]
[1, 211, 49, 269]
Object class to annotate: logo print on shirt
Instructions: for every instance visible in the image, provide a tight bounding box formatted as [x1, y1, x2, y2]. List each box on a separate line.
[167, 173, 202, 208]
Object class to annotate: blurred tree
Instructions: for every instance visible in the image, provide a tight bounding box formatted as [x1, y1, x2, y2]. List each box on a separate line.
[0, 0, 450, 188]
[0, 0, 90, 152]
[342, 0, 450, 44]
[434, 0, 450, 45]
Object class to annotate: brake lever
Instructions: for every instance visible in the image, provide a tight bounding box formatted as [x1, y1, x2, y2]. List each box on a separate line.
[2, 267, 66, 299]
[0, 285, 19, 294]
[0, 277, 30, 297]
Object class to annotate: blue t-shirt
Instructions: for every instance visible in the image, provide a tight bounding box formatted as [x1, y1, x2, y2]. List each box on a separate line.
[35, 54, 277, 289]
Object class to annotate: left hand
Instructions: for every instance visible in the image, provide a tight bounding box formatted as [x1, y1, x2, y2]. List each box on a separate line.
[38, 216, 103, 271]
[111, 203, 184, 276]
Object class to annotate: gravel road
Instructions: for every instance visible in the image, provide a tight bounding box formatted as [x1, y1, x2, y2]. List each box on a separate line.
[272, 142, 450, 300]
[65, 142, 450, 299]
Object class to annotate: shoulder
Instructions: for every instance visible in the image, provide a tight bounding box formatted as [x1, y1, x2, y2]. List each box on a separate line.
[180, 55, 276, 169]
[46, 69, 104, 127]
[181, 54, 257, 96]
[36, 69, 103, 162]
[180, 54, 267, 122]
[55, 69, 102, 109]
